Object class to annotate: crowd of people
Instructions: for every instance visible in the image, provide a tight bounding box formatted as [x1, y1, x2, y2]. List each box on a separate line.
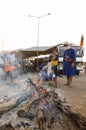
[39, 41, 77, 88]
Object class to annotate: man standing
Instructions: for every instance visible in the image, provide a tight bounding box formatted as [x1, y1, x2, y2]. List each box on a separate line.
[63, 42, 76, 87]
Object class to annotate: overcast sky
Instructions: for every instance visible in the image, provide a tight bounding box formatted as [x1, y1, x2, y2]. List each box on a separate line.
[0, 0, 86, 59]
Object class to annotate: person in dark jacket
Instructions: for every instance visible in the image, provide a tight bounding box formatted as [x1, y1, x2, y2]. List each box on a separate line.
[39, 57, 49, 81]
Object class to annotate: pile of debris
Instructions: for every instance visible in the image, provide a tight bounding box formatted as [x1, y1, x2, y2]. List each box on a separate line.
[0, 77, 86, 130]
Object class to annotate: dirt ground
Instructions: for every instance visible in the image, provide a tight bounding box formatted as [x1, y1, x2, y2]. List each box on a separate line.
[57, 70, 86, 117]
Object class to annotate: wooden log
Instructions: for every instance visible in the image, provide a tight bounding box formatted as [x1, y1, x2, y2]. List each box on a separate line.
[17, 97, 37, 117]
[0, 97, 20, 115]
[0, 88, 30, 116]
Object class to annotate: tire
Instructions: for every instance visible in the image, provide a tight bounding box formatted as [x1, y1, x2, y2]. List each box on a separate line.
[76, 70, 80, 75]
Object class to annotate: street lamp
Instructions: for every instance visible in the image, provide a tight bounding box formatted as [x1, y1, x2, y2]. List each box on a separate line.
[28, 13, 51, 71]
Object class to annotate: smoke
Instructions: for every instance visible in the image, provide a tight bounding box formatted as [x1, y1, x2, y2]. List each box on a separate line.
[0, 52, 24, 85]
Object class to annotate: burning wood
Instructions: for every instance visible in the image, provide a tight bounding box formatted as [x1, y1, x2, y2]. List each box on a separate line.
[17, 97, 37, 117]
[0, 77, 86, 130]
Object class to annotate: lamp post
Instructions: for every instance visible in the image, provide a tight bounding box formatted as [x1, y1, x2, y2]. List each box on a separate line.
[28, 13, 51, 71]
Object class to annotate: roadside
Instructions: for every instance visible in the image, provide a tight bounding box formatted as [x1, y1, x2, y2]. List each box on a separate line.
[58, 70, 86, 117]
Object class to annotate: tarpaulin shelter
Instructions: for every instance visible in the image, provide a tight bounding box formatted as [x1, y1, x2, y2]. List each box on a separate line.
[19, 45, 57, 58]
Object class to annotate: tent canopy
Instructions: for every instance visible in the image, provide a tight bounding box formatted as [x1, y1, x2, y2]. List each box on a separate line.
[19, 45, 57, 58]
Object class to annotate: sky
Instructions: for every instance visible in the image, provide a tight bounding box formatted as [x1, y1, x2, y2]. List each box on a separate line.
[0, 0, 86, 60]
